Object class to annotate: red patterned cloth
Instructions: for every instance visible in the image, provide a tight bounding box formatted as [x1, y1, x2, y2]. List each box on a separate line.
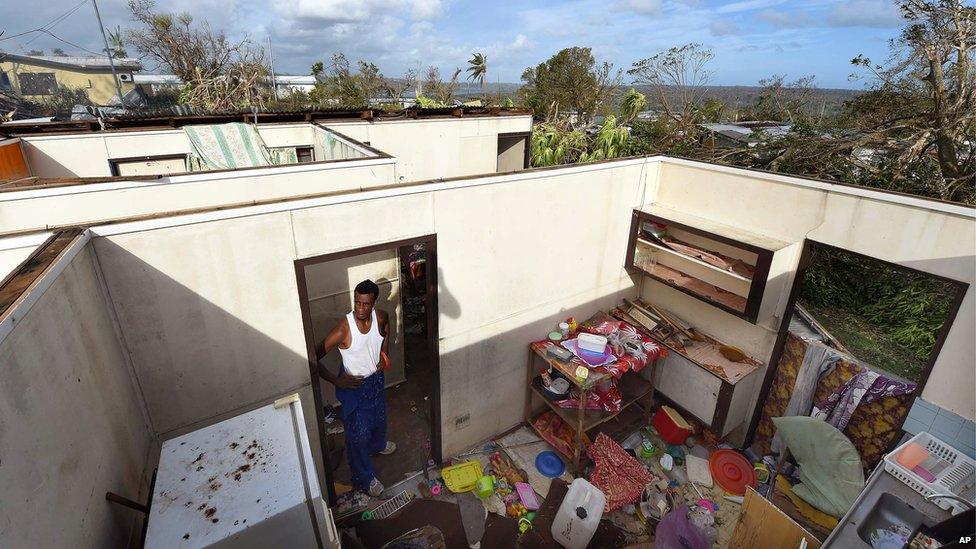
[555, 383, 623, 413]
[578, 311, 667, 378]
[586, 433, 654, 512]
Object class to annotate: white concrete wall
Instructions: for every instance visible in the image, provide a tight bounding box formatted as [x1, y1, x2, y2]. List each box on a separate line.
[0, 245, 154, 548]
[651, 159, 976, 423]
[325, 115, 533, 183]
[0, 159, 396, 234]
[20, 124, 316, 178]
[0, 242, 38, 280]
[312, 126, 369, 161]
[88, 158, 655, 467]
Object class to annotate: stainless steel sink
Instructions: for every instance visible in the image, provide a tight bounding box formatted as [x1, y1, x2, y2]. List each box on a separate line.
[857, 493, 925, 547]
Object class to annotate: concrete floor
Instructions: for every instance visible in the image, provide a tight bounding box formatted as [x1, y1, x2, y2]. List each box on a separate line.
[330, 332, 435, 489]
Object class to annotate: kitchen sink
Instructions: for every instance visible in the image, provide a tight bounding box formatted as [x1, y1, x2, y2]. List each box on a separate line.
[857, 493, 925, 548]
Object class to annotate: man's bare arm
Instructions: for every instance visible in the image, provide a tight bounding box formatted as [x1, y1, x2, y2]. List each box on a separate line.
[315, 320, 361, 387]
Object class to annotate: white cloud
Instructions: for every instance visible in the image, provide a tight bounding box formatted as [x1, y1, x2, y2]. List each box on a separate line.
[710, 20, 741, 36]
[715, 0, 786, 14]
[827, 0, 902, 28]
[278, 0, 444, 23]
[615, 0, 663, 16]
[757, 9, 813, 28]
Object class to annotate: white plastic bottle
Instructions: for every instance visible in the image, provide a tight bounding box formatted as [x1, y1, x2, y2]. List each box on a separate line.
[551, 478, 606, 549]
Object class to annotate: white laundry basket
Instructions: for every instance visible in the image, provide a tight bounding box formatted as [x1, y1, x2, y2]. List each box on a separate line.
[883, 432, 975, 514]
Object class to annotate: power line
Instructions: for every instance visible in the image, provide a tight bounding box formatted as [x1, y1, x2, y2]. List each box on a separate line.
[28, 29, 104, 57]
[0, 0, 90, 43]
[23, 0, 92, 47]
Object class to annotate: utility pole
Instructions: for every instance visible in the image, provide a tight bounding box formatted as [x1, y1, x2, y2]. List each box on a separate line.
[267, 36, 279, 102]
[91, 0, 125, 107]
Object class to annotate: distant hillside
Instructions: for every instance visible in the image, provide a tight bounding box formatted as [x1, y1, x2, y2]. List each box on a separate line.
[630, 85, 864, 118]
[456, 82, 862, 118]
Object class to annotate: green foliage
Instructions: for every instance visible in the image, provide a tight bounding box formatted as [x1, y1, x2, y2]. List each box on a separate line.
[619, 88, 646, 123]
[531, 122, 588, 166]
[466, 52, 488, 97]
[309, 54, 383, 108]
[24, 85, 92, 117]
[520, 46, 619, 126]
[531, 116, 630, 166]
[414, 95, 449, 108]
[799, 247, 954, 363]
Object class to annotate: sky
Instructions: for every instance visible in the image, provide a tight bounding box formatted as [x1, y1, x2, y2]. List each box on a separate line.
[0, 0, 907, 89]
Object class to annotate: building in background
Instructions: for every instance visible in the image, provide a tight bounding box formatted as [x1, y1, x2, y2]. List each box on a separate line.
[0, 52, 141, 105]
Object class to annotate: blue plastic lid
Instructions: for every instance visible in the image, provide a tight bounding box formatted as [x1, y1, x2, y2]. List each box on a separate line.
[535, 451, 565, 478]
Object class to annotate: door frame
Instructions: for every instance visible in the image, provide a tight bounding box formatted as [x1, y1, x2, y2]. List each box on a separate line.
[496, 131, 532, 171]
[294, 234, 441, 505]
[744, 238, 970, 446]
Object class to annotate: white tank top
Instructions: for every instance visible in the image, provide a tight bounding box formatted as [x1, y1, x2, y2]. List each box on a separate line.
[338, 310, 384, 378]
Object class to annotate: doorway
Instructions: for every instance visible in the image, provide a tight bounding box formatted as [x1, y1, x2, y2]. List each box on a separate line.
[747, 240, 968, 462]
[294, 235, 441, 504]
[497, 131, 530, 172]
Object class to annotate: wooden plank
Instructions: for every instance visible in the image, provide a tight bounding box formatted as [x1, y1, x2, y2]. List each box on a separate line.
[730, 487, 822, 549]
[0, 229, 83, 318]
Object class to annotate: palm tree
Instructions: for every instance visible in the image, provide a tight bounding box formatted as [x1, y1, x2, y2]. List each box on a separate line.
[466, 52, 487, 100]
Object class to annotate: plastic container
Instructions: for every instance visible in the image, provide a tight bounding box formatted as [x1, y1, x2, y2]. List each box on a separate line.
[515, 482, 541, 510]
[884, 432, 976, 512]
[441, 460, 484, 493]
[883, 432, 976, 514]
[653, 406, 693, 445]
[551, 479, 605, 549]
[475, 475, 495, 499]
[576, 333, 608, 353]
[896, 442, 929, 469]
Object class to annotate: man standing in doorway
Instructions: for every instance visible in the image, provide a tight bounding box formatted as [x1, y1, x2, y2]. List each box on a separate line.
[317, 279, 396, 497]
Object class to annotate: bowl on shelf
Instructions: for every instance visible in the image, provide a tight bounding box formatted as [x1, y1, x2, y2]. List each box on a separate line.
[540, 376, 571, 400]
[576, 345, 614, 367]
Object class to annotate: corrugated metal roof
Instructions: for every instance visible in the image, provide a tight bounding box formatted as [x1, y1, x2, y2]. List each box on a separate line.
[0, 52, 141, 70]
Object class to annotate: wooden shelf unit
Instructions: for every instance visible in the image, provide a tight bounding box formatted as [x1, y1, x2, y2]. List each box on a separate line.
[523, 342, 659, 473]
[625, 206, 791, 323]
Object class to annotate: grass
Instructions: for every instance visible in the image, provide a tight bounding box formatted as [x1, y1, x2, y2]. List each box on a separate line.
[800, 301, 925, 383]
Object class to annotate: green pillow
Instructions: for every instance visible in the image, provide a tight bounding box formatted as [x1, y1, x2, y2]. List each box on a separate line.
[772, 416, 865, 518]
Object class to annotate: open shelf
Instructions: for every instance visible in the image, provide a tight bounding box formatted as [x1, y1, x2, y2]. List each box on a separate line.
[625, 207, 793, 323]
[529, 373, 654, 433]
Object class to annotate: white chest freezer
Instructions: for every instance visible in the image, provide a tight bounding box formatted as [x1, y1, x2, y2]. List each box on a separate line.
[145, 394, 339, 548]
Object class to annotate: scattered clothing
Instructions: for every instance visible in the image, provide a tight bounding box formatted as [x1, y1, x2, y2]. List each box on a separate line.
[336, 368, 388, 492]
[813, 369, 916, 432]
[586, 433, 654, 512]
[771, 342, 844, 454]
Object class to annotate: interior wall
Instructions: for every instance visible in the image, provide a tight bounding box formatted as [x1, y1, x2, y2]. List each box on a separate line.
[0, 245, 154, 548]
[653, 159, 976, 423]
[20, 124, 319, 178]
[313, 127, 369, 161]
[497, 135, 526, 172]
[0, 159, 397, 234]
[304, 249, 406, 404]
[90, 158, 653, 467]
[0, 242, 39, 280]
[324, 115, 533, 183]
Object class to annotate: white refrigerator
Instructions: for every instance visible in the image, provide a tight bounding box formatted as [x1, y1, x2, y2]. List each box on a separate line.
[144, 394, 340, 548]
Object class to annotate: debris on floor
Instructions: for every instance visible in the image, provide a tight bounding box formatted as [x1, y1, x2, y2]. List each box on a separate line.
[336, 404, 775, 548]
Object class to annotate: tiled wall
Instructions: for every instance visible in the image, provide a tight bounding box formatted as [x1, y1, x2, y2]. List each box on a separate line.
[903, 397, 976, 458]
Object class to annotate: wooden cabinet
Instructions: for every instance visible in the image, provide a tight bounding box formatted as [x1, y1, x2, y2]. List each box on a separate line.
[625, 205, 793, 324]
